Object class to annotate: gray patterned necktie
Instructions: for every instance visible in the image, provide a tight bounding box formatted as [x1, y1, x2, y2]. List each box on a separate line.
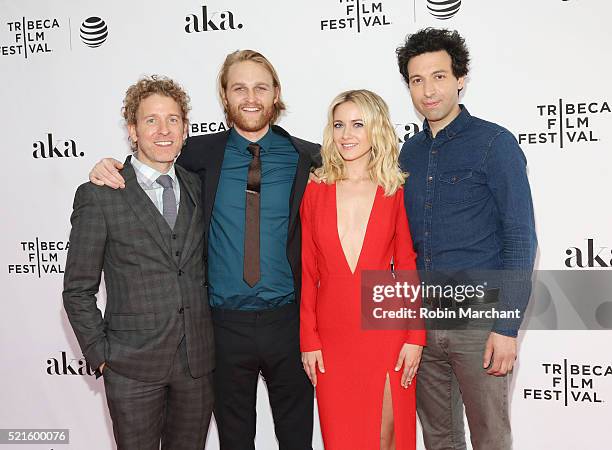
[156, 175, 177, 229]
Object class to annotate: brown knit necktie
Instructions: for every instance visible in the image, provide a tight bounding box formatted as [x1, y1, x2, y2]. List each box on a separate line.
[244, 143, 261, 287]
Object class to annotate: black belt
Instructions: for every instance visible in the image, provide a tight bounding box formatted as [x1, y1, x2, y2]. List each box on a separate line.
[211, 302, 297, 324]
[423, 288, 500, 309]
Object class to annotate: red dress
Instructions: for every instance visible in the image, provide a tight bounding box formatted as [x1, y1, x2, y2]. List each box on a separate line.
[300, 182, 426, 450]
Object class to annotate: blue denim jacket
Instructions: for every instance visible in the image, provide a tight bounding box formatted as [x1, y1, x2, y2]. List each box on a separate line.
[399, 106, 537, 336]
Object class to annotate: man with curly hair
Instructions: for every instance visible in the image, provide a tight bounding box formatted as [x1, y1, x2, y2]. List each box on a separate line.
[64, 76, 214, 450]
[396, 28, 537, 449]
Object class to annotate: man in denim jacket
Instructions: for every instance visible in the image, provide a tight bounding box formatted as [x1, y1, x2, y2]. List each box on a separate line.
[396, 28, 537, 450]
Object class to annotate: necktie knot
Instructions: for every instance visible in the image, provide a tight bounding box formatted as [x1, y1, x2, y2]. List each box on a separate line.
[156, 174, 173, 189]
[248, 143, 261, 158]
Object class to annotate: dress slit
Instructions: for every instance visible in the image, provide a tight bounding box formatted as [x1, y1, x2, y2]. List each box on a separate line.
[379, 371, 398, 450]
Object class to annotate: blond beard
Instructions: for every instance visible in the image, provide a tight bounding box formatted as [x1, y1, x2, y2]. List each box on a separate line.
[228, 102, 275, 133]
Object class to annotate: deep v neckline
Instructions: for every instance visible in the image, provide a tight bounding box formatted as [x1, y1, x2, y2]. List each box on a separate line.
[334, 183, 379, 276]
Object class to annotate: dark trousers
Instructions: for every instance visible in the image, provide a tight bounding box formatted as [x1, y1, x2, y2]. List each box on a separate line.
[212, 303, 314, 450]
[416, 329, 512, 450]
[103, 337, 214, 450]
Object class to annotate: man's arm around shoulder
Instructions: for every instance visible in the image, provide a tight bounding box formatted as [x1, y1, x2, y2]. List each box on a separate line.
[290, 136, 322, 169]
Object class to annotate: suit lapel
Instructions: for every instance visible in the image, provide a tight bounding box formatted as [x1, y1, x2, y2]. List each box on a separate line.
[272, 125, 317, 236]
[203, 131, 230, 229]
[175, 165, 202, 268]
[288, 150, 312, 235]
[121, 160, 174, 262]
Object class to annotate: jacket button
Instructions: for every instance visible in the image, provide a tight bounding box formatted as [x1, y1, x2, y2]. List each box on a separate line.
[178, 307, 184, 313]
[178, 270, 183, 276]
[203, 281, 209, 288]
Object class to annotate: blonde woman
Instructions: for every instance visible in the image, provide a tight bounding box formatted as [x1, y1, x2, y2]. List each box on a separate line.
[300, 90, 425, 450]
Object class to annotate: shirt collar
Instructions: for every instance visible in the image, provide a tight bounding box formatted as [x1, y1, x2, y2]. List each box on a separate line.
[423, 104, 471, 140]
[131, 153, 178, 189]
[229, 126, 274, 154]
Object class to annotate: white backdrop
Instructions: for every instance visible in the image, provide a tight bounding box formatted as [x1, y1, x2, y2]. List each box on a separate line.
[1, 0, 611, 449]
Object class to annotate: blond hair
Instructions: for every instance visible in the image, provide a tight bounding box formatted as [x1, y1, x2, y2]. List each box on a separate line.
[217, 49, 286, 125]
[318, 89, 406, 196]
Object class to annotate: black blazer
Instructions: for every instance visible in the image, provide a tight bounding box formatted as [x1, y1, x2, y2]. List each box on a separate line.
[176, 125, 321, 302]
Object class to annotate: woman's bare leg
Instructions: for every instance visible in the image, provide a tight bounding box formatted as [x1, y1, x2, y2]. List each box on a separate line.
[380, 373, 396, 450]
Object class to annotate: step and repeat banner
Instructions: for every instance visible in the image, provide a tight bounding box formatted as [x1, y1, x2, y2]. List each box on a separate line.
[1, 0, 611, 449]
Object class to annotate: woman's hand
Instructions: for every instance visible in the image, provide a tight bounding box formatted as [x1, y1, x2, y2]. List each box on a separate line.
[301, 350, 325, 387]
[395, 343, 423, 388]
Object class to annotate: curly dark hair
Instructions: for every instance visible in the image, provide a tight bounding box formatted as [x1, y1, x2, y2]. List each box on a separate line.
[122, 75, 190, 127]
[396, 28, 470, 84]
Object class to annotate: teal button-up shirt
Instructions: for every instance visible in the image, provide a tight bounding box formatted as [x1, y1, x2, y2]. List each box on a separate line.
[208, 127, 299, 310]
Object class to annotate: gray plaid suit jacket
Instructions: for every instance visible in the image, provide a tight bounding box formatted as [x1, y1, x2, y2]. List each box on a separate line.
[63, 158, 214, 382]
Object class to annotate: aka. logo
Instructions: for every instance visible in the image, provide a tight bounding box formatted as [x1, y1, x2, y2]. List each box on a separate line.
[47, 352, 96, 376]
[518, 99, 610, 149]
[7, 238, 69, 277]
[394, 123, 421, 143]
[565, 239, 612, 268]
[522, 359, 611, 406]
[427, 0, 461, 20]
[320, 0, 391, 33]
[185, 5, 243, 33]
[32, 133, 84, 159]
[190, 120, 229, 136]
[79, 17, 108, 48]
